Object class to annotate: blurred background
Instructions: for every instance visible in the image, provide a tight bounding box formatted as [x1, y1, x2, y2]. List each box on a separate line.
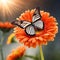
[0, 0, 60, 60]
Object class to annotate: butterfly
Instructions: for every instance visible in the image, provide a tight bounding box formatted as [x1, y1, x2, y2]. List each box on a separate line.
[12, 7, 44, 36]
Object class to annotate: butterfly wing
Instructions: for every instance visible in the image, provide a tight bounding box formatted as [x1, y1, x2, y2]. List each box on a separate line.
[12, 20, 31, 29]
[25, 25, 35, 36]
[32, 7, 41, 22]
[32, 7, 44, 30]
[20, 20, 31, 28]
[33, 20, 44, 30]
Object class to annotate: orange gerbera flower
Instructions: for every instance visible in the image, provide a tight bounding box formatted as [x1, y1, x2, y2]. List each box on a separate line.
[6, 46, 26, 60]
[0, 21, 14, 32]
[0, 21, 14, 29]
[14, 9, 58, 48]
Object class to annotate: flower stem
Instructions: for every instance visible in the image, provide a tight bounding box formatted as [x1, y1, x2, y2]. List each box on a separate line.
[0, 45, 4, 60]
[0, 32, 5, 60]
[40, 46, 44, 60]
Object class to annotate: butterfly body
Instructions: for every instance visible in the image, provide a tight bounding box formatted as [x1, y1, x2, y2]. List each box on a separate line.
[12, 7, 44, 36]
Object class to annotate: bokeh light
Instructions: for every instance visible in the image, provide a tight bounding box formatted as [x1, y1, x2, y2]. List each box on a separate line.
[1, 0, 8, 5]
[0, 0, 24, 21]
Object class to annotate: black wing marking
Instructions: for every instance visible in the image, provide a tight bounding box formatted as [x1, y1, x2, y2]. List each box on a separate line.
[12, 20, 31, 29]
[33, 20, 44, 30]
[32, 7, 41, 22]
[25, 25, 35, 36]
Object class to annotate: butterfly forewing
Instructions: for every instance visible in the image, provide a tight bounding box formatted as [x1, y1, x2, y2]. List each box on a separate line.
[32, 8, 41, 22]
[20, 21, 31, 28]
[12, 20, 31, 29]
[12, 20, 21, 27]
[25, 25, 35, 36]
[33, 20, 44, 30]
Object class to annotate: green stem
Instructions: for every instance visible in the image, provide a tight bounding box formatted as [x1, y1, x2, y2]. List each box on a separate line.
[40, 46, 44, 60]
[0, 32, 5, 60]
[0, 45, 4, 60]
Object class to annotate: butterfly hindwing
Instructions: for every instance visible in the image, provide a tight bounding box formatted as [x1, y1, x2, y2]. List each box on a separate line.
[25, 25, 35, 36]
[33, 20, 44, 30]
[12, 20, 31, 29]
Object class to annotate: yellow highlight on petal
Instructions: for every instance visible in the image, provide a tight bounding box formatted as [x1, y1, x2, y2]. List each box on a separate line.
[7, 33, 15, 44]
